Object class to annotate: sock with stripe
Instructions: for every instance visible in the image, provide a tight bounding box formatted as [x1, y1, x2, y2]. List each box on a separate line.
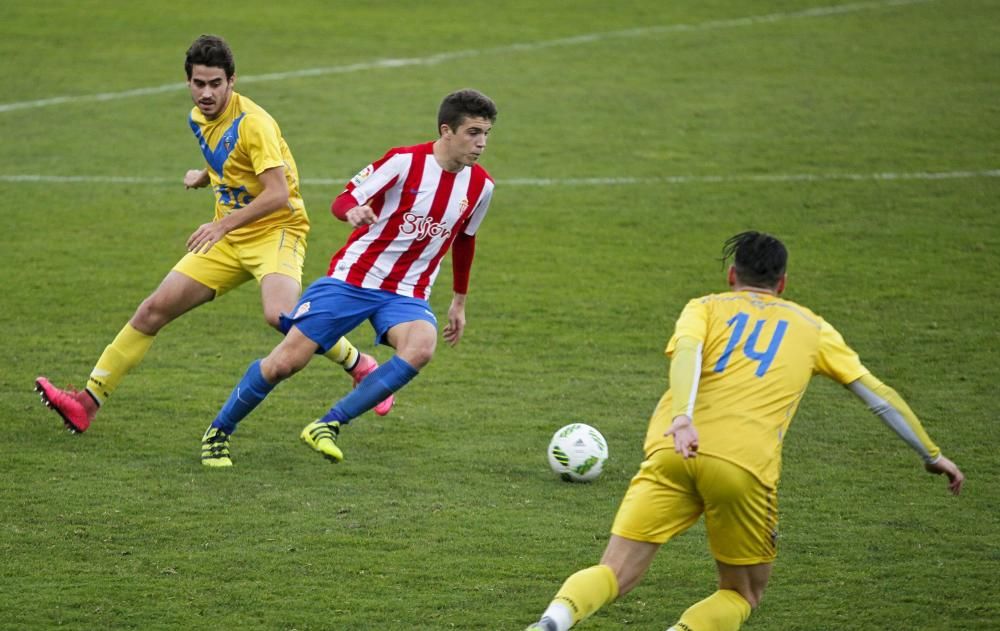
[211, 360, 275, 434]
[85, 323, 155, 405]
[323, 336, 360, 371]
[537, 564, 619, 631]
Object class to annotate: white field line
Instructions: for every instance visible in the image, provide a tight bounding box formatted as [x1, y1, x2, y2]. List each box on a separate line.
[1, 169, 996, 188]
[0, 0, 933, 114]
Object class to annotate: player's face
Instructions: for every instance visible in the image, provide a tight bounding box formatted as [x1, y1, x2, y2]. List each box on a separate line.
[440, 116, 492, 169]
[187, 65, 234, 119]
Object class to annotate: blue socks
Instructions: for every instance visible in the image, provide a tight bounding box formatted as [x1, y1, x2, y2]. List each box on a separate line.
[320, 355, 418, 425]
[212, 360, 275, 434]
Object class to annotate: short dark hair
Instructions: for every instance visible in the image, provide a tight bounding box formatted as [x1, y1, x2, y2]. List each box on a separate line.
[185, 35, 235, 80]
[721, 231, 788, 288]
[437, 89, 497, 132]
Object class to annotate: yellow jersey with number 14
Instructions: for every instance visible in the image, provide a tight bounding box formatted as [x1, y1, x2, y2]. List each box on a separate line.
[188, 91, 308, 243]
[644, 291, 870, 489]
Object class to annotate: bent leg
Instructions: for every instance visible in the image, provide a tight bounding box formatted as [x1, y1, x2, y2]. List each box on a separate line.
[317, 320, 435, 425]
[717, 560, 771, 609]
[87, 271, 215, 405]
[533, 535, 657, 631]
[259, 272, 300, 330]
[212, 326, 319, 434]
[130, 270, 216, 335]
[672, 561, 769, 631]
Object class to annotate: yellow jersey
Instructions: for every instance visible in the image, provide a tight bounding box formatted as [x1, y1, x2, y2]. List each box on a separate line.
[645, 291, 870, 488]
[188, 91, 308, 242]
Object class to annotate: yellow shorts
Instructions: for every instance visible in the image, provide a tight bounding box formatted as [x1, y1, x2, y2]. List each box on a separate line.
[172, 229, 307, 297]
[611, 449, 778, 565]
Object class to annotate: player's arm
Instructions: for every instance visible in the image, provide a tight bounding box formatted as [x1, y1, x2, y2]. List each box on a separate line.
[664, 335, 702, 458]
[443, 231, 475, 346]
[184, 168, 210, 189]
[846, 373, 964, 495]
[331, 191, 377, 227]
[187, 166, 289, 253]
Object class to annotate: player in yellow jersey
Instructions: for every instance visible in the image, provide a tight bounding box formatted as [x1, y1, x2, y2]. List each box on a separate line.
[35, 34, 392, 449]
[526, 231, 964, 631]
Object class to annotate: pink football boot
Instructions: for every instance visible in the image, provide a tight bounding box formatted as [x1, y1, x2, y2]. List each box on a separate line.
[35, 377, 98, 433]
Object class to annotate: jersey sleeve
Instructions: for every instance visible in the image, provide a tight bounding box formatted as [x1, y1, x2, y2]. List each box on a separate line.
[463, 180, 493, 236]
[666, 297, 710, 357]
[814, 319, 869, 384]
[344, 151, 405, 206]
[240, 114, 285, 175]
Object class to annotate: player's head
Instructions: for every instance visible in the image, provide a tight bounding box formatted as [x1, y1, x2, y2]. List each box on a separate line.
[438, 89, 497, 133]
[185, 35, 236, 120]
[435, 89, 497, 171]
[722, 231, 788, 293]
[185, 35, 235, 80]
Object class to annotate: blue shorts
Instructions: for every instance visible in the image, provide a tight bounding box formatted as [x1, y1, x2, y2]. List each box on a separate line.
[278, 277, 438, 353]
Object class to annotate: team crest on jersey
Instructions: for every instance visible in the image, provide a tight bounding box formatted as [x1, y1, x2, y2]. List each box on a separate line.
[293, 301, 311, 319]
[351, 164, 374, 187]
[223, 134, 234, 152]
[458, 197, 469, 213]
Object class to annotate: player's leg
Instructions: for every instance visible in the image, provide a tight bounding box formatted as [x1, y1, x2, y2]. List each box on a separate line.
[202, 325, 319, 467]
[666, 562, 767, 631]
[300, 295, 436, 463]
[311, 318, 433, 427]
[668, 455, 776, 631]
[527, 536, 657, 631]
[527, 449, 703, 631]
[253, 231, 393, 415]
[36, 267, 217, 433]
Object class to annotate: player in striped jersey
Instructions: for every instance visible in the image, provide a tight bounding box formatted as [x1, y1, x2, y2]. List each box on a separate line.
[525, 232, 964, 631]
[35, 35, 385, 441]
[201, 89, 498, 466]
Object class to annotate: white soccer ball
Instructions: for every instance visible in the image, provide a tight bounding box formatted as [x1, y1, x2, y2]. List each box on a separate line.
[547, 423, 609, 482]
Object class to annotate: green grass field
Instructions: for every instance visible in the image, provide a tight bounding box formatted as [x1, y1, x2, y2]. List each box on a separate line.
[2, 1, 998, 629]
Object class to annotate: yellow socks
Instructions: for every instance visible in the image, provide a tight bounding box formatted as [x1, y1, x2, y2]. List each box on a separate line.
[542, 564, 619, 630]
[323, 336, 360, 371]
[673, 589, 751, 631]
[86, 323, 155, 405]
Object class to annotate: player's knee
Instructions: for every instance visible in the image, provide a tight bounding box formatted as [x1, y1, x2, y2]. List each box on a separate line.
[395, 337, 436, 369]
[261, 353, 305, 382]
[132, 296, 171, 333]
[735, 585, 765, 609]
[263, 309, 283, 330]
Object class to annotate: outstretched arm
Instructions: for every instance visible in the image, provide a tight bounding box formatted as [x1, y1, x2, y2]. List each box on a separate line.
[846, 373, 964, 495]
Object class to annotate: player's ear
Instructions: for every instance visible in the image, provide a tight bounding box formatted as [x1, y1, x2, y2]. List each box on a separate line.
[727, 265, 737, 287]
[439, 122, 452, 137]
[776, 274, 787, 294]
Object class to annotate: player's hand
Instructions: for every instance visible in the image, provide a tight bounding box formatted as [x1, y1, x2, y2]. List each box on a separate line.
[184, 169, 209, 189]
[345, 205, 378, 228]
[925, 455, 964, 495]
[443, 294, 467, 346]
[665, 415, 699, 458]
[186, 221, 227, 254]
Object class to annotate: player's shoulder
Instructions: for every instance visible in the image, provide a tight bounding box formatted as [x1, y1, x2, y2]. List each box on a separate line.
[233, 93, 278, 126]
[384, 141, 435, 158]
[698, 291, 824, 325]
[471, 162, 494, 184]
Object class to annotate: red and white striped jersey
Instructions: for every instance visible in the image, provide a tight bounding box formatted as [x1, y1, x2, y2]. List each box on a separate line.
[327, 142, 494, 299]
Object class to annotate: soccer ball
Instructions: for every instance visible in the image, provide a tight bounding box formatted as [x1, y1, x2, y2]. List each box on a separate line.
[547, 423, 609, 482]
